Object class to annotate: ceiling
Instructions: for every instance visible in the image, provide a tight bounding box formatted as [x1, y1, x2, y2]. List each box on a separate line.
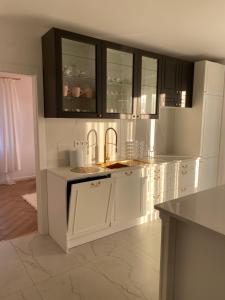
[1, 0, 225, 61]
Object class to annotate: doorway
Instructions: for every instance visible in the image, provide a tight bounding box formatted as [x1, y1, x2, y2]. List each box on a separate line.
[0, 72, 37, 240]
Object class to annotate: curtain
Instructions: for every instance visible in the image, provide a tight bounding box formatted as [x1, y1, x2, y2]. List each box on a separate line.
[0, 78, 21, 184]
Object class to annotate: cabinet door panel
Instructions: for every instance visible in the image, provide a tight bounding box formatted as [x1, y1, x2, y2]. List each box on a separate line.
[62, 38, 97, 114]
[114, 174, 142, 224]
[201, 95, 223, 157]
[162, 57, 178, 101]
[68, 179, 112, 236]
[179, 62, 194, 107]
[139, 56, 158, 115]
[205, 61, 225, 96]
[104, 47, 134, 116]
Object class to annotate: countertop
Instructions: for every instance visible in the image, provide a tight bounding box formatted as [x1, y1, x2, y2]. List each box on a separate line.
[48, 155, 196, 182]
[155, 185, 225, 237]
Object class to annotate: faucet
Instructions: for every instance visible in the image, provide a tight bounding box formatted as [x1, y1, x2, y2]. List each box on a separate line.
[104, 127, 118, 163]
[87, 129, 98, 162]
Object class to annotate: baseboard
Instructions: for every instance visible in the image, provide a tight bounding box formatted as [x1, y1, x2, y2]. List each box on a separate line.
[15, 175, 36, 182]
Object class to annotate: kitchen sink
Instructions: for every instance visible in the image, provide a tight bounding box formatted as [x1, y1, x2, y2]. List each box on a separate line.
[97, 161, 129, 169]
[97, 159, 145, 169]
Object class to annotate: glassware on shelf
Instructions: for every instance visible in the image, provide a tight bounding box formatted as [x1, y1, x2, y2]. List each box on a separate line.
[62, 38, 96, 113]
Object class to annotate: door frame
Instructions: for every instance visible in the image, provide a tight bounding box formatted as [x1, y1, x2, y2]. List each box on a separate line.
[0, 62, 48, 234]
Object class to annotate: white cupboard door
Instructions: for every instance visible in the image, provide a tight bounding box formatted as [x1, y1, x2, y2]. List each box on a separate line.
[68, 178, 112, 236]
[200, 95, 223, 157]
[205, 61, 225, 96]
[114, 171, 142, 224]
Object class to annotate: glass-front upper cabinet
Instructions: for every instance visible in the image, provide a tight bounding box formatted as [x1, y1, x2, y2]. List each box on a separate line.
[137, 51, 161, 118]
[42, 28, 102, 118]
[102, 42, 137, 118]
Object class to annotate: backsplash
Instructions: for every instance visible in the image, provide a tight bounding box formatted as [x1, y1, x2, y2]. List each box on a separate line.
[45, 108, 175, 168]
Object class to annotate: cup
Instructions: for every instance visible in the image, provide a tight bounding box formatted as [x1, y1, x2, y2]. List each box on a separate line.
[63, 85, 69, 97]
[72, 87, 80, 97]
[84, 88, 92, 98]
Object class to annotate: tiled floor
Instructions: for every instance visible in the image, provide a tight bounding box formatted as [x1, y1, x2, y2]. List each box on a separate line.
[0, 220, 161, 300]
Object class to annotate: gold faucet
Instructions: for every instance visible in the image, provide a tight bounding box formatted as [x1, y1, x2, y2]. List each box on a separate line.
[87, 129, 98, 162]
[104, 127, 118, 163]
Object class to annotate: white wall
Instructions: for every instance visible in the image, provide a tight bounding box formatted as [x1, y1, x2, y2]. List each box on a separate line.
[0, 17, 49, 233]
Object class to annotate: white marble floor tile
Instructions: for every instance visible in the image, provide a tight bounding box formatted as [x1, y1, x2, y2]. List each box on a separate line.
[36, 261, 158, 300]
[11, 233, 81, 283]
[1, 286, 42, 300]
[0, 241, 34, 298]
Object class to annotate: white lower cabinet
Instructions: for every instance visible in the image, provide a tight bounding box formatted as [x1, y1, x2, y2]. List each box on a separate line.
[68, 177, 113, 238]
[112, 169, 143, 225]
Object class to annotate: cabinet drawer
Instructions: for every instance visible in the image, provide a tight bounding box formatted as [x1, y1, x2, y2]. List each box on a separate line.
[111, 168, 141, 178]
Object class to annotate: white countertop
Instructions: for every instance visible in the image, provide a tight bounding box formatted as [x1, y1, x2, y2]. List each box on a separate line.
[48, 155, 197, 182]
[155, 185, 225, 237]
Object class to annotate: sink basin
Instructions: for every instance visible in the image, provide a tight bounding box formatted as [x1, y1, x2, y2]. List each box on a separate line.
[97, 162, 129, 169]
[71, 166, 101, 174]
[97, 159, 145, 169]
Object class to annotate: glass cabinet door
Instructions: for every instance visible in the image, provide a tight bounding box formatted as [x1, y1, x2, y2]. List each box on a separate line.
[61, 38, 97, 114]
[139, 56, 158, 116]
[106, 48, 134, 115]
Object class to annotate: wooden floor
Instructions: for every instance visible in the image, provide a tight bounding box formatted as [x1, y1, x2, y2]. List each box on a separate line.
[0, 179, 37, 241]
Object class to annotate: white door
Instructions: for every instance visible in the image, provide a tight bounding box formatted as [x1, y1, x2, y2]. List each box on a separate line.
[204, 61, 225, 96]
[200, 95, 223, 157]
[68, 178, 113, 237]
[113, 170, 142, 224]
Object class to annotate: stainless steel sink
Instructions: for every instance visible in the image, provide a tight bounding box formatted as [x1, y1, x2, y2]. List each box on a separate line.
[97, 159, 145, 169]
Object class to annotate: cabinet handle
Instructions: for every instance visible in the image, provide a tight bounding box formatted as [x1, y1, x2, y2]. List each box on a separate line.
[90, 181, 101, 188]
[98, 114, 102, 118]
[132, 114, 136, 119]
[182, 164, 188, 169]
[136, 115, 140, 119]
[181, 187, 186, 192]
[125, 171, 133, 176]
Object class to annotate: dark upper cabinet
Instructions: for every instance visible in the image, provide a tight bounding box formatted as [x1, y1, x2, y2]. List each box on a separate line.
[42, 28, 102, 118]
[102, 42, 137, 119]
[42, 28, 193, 118]
[161, 56, 194, 107]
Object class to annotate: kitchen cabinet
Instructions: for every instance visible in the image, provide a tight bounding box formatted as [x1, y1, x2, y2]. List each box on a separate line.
[102, 43, 161, 119]
[112, 169, 143, 224]
[203, 61, 225, 96]
[200, 94, 223, 157]
[42, 28, 102, 118]
[68, 177, 113, 237]
[136, 50, 162, 119]
[43, 27, 195, 119]
[102, 42, 137, 119]
[161, 56, 194, 107]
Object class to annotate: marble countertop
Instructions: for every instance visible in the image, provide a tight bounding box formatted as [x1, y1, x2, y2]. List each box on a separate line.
[48, 155, 196, 182]
[155, 185, 225, 237]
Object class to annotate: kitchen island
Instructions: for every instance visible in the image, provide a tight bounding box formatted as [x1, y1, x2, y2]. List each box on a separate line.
[155, 185, 225, 300]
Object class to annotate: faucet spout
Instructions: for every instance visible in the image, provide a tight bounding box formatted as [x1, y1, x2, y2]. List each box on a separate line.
[104, 127, 118, 163]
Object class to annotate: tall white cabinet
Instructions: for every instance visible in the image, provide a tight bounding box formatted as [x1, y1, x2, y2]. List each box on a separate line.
[172, 60, 225, 190]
